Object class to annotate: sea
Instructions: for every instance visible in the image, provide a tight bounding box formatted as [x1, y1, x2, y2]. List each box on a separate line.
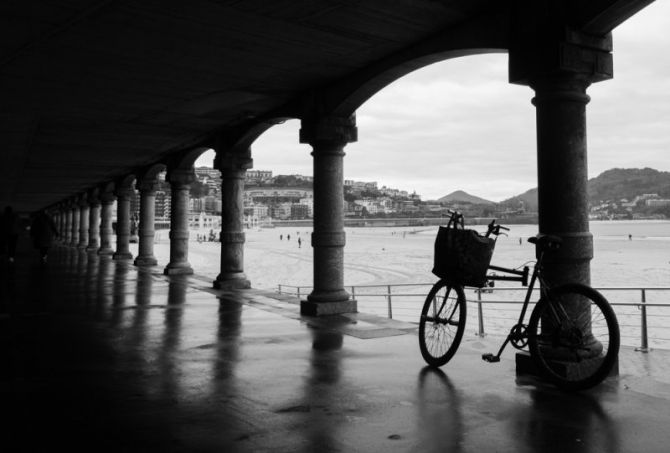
[148, 220, 670, 349]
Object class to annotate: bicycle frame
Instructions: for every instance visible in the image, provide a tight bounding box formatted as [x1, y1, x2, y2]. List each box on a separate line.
[482, 251, 552, 361]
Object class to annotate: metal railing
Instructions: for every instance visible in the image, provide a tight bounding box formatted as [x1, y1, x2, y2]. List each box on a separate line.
[277, 283, 670, 351]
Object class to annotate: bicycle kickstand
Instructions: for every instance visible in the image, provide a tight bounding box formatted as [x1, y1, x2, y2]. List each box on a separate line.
[481, 337, 512, 363]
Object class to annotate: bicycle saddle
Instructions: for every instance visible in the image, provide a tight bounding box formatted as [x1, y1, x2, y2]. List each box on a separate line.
[528, 234, 562, 250]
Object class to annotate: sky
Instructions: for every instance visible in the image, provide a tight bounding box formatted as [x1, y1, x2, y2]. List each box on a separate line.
[197, 2, 670, 202]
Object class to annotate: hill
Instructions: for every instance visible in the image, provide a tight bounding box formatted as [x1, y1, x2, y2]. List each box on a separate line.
[499, 168, 670, 211]
[588, 168, 670, 201]
[437, 190, 495, 205]
[500, 187, 538, 211]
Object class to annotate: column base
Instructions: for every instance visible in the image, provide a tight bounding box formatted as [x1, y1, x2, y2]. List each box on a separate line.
[300, 299, 357, 316]
[163, 263, 194, 275]
[515, 352, 619, 380]
[134, 256, 158, 267]
[97, 248, 114, 256]
[113, 252, 133, 260]
[213, 275, 251, 290]
[86, 245, 99, 253]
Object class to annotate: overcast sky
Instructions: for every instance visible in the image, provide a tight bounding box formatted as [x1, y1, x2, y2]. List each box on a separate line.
[198, 2, 670, 202]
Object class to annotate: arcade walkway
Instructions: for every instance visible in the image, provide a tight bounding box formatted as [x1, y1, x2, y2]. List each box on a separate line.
[2, 242, 670, 453]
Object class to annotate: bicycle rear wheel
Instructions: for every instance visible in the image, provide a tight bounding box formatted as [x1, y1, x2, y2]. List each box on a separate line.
[419, 281, 467, 367]
[528, 283, 620, 390]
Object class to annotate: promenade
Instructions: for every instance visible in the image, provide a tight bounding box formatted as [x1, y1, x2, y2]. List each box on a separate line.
[2, 242, 670, 452]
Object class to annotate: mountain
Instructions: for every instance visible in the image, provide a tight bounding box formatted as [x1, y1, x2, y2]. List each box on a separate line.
[500, 167, 670, 210]
[437, 190, 495, 205]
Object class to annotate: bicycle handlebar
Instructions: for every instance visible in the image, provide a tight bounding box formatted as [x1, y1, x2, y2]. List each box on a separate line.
[486, 219, 509, 237]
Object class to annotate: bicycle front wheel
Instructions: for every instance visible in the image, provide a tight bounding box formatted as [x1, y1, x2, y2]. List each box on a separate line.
[528, 283, 620, 390]
[418, 281, 467, 367]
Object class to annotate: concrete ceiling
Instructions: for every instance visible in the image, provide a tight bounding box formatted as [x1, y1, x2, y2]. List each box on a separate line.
[0, 0, 653, 213]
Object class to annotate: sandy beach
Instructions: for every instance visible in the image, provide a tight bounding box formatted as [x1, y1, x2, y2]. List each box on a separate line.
[135, 222, 670, 349]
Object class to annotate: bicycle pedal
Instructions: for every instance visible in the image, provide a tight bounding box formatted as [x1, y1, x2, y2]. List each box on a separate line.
[482, 353, 500, 363]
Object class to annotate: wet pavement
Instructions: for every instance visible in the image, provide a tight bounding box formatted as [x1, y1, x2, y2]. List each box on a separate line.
[2, 243, 670, 452]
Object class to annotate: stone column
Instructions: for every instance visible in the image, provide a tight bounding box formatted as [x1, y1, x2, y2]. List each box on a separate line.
[70, 205, 81, 246]
[531, 75, 593, 287]
[113, 184, 134, 260]
[134, 179, 159, 266]
[213, 151, 252, 290]
[64, 205, 73, 245]
[78, 198, 90, 249]
[509, 25, 615, 373]
[299, 115, 357, 315]
[509, 27, 612, 288]
[98, 191, 116, 256]
[87, 197, 101, 253]
[56, 209, 65, 242]
[163, 169, 194, 275]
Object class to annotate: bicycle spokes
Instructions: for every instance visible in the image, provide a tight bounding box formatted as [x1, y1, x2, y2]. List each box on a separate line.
[529, 285, 619, 390]
[424, 287, 459, 325]
[419, 282, 467, 367]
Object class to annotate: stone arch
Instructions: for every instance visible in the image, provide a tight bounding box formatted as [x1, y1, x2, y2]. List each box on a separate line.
[99, 181, 116, 197]
[321, 13, 509, 117]
[167, 147, 212, 173]
[116, 174, 136, 190]
[210, 117, 295, 170]
[87, 187, 100, 204]
[137, 163, 167, 182]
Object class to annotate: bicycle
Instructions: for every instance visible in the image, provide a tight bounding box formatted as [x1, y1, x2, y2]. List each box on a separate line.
[418, 210, 620, 390]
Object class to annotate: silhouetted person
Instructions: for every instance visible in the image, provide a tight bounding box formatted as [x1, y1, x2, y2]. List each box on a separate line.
[30, 210, 58, 263]
[298, 237, 302, 248]
[1, 206, 21, 263]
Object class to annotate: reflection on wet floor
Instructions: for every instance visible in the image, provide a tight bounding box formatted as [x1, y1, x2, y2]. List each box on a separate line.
[1, 244, 670, 452]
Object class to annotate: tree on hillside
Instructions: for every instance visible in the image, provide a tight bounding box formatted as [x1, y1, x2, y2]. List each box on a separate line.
[273, 175, 312, 187]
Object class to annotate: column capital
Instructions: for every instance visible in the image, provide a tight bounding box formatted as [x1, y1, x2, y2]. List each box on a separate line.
[114, 187, 134, 200]
[137, 178, 159, 194]
[167, 168, 196, 187]
[509, 24, 613, 87]
[115, 178, 135, 199]
[99, 190, 116, 204]
[77, 194, 90, 208]
[87, 188, 101, 206]
[300, 114, 357, 146]
[214, 150, 253, 174]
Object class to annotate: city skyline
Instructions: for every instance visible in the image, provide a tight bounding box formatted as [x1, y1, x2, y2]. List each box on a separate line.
[197, 2, 670, 202]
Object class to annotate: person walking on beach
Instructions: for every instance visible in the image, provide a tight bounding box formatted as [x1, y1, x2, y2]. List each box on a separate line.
[30, 210, 58, 263]
[298, 237, 302, 248]
[1, 206, 21, 263]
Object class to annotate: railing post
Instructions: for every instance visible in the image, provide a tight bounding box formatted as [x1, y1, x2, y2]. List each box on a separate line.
[636, 288, 650, 353]
[351, 286, 356, 300]
[278, 285, 282, 295]
[477, 288, 485, 337]
[387, 285, 393, 319]
[297, 287, 301, 300]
